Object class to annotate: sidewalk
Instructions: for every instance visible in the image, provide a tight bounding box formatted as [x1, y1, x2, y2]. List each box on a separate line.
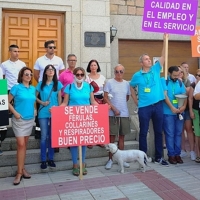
[0, 155, 200, 200]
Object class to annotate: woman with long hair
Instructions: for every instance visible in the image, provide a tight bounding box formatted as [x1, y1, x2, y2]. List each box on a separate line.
[61, 67, 98, 176]
[190, 69, 200, 162]
[85, 59, 106, 148]
[36, 64, 63, 170]
[8, 67, 36, 185]
[179, 66, 196, 160]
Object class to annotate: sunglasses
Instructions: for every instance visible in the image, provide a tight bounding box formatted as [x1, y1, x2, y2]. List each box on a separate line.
[47, 68, 54, 71]
[75, 73, 84, 77]
[115, 70, 124, 74]
[24, 73, 33, 77]
[196, 74, 200, 77]
[48, 46, 56, 49]
[68, 60, 77, 62]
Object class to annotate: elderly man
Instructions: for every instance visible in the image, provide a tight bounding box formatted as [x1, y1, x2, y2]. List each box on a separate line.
[130, 34, 169, 166]
[104, 64, 131, 169]
[59, 54, 77, 98]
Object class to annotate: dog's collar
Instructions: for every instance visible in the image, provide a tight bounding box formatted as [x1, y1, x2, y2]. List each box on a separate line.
[112, 148, 118, 155]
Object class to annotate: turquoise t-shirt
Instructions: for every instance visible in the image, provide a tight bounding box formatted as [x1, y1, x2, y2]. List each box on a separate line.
[36, 81, 63, 118]
[10, 83, 36, 120]
[163, 77, 186, 115]
[64, 82, 94, 106]
[130, 62, 165, 108]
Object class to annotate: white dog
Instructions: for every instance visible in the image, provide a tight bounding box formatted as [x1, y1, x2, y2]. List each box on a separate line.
[105, 143, 152, 173]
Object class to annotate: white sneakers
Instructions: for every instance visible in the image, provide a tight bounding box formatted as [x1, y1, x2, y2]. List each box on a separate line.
[180, 150, 196, 161]
[105, 159, 113, 169]
[180, 150, 188, 158]
[190, 151, 196, 161]
[105, 159, 130, 169]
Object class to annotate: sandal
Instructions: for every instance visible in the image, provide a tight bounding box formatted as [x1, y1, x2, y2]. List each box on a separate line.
[22, 169, 31, 179]
[72, 168, 80, 176]
[195, 157, 200, 163]
[13, 173, 22, 185]
[82, 168, 87, 175]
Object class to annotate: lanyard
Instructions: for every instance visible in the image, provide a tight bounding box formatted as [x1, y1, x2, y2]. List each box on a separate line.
[143, 72, 153, 87]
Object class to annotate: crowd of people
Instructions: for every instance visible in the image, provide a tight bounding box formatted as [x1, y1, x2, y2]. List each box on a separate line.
[0, 35, 200, 186]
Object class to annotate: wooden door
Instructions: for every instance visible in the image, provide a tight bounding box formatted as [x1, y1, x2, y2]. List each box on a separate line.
[119, 40, 198, 80]
[3, 12, 33, 68]
[2, 10, 64, 85]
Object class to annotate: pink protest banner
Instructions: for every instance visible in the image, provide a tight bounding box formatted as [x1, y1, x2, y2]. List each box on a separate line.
[142, 0, 198, 35]
[51, 105, 109, 148]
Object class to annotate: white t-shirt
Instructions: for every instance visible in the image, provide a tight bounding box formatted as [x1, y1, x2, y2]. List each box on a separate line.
[0, 67, 3, 79]
[34, 55, 65, 82]
[104, 78, 130, 117]
[193, 81, 200, 96]
[85, 74, 106, 95]
[188, 73, 196, 83]
[0, 59, 25, 89]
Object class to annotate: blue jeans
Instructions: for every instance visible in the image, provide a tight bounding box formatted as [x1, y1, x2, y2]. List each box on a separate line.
[70, 146, 86, 165]
[39, 118, 54, 162]
[138, 101, 163, 160]
[163, 114, 184, 156]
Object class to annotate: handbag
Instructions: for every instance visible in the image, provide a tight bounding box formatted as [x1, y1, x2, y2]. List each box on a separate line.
[38, 86, 54, 112]
[88, 77, 99, 93]
[94, 97, 104, 104]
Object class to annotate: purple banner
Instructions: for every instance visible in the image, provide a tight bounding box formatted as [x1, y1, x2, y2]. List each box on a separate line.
[142, 0, 198, 35]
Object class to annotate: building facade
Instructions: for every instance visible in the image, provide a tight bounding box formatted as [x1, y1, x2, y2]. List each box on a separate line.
[0, 0, 199, 82]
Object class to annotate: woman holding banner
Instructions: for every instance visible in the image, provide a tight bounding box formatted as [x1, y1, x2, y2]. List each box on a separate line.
[36, 64, 63, 170]
[8, 67, 36, 185]
[61, 67, 98, 176]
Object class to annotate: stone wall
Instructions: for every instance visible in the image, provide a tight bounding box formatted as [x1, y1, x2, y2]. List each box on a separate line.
[110, 0, 200, 18]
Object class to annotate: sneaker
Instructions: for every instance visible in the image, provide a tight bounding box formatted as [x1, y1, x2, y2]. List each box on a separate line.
[155, 158, 169, 166]
[190, 151, 196, 161]
[123, 162, 130, 168]
[0, 150, 3, 156]
[40, 161, 47, 170]
[180, 150, 188, 158]
[48, 160, 56, 168]
[105, 159, 113, 169]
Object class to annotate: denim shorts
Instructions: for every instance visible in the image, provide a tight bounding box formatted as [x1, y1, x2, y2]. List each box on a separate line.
[109, 117, 130, 136]
[184, 110, 191, 121]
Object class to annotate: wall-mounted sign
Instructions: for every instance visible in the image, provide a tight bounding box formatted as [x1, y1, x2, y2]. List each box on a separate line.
[84, 32, 106, 47]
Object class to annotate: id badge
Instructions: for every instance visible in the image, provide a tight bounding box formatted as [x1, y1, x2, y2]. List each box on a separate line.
[144, 88, 151, 93]
[172, 99, 178, 104]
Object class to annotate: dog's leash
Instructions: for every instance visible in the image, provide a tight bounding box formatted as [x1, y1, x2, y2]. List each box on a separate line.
[112, 148, 118, 155]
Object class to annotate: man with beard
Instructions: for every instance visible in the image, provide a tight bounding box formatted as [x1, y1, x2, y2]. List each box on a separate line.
[163, 66, 186, 164]
[33, 40, 65, 139]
